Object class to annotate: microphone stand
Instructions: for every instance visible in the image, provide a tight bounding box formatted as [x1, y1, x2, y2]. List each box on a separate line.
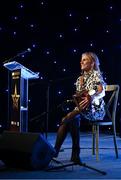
[3, 48, 31, 64]
[45, 77, 76, 139]
[3, 54, 19, 64]
[46, 81, 50, 139]
[29, 76, 77, 139]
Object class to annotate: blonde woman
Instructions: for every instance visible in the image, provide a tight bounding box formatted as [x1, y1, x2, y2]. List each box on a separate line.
[54, 52, 106, 163]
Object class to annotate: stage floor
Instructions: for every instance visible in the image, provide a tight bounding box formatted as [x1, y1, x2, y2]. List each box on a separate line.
[0, 132, 121, 179]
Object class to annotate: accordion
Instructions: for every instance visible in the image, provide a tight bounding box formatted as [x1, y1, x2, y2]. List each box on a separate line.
[72, 89, 91, 110]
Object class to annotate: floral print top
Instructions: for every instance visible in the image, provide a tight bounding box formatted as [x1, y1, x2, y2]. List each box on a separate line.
[75, 70, 106, 121]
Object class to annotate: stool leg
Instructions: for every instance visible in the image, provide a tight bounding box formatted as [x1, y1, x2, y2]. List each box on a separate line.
[112, 123, 118, 158]
[92, 125, 96, 155]
[96, 125, 99, 161]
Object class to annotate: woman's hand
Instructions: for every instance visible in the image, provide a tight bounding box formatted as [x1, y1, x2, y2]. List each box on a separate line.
[79, 94, 91, 110]
[73, 90, 91, 111]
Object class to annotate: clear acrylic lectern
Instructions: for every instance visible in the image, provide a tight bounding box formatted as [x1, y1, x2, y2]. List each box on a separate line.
[4, 61, 39, 132]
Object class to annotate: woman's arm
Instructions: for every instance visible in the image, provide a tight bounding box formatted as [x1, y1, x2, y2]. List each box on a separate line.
[75, 84, 104, 111]
[97, 84, 103, 94]
[88, 84, 103, 96]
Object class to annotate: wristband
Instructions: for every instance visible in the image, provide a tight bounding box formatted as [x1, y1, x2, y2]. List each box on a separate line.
[88, 89, 96, 96]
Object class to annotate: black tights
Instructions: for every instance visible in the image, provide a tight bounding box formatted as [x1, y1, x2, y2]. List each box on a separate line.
[54, 116, 80, 158]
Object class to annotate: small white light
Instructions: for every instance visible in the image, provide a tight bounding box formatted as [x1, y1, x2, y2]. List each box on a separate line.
[14, 16, 18, 20]
[27, 48, 31, 52]
[74, 28, 78, 32]
[19, 4, 24, 9]
[21, 54, 25, 58]
[46, 51, 50, 55]
[101, 49, 104, 52]
[20, 4, 24, 8]
[13, 31, 16, 35]
[30, 24, 34, 28]
[59, 34, 63, 38]
[58, 91, 61, 94]
[32, 44, 36, 48]
[73, 49, 77, 53]
[86, 16, 89, 20]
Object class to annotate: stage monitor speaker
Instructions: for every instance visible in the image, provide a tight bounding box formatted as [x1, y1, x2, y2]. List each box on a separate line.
[0, 131, 56, 170]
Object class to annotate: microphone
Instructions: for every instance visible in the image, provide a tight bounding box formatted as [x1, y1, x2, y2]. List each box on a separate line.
[66, 99, 73, 103]
[17, 48, 31, 56]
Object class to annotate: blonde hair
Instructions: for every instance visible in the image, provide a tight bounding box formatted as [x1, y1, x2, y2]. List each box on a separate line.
[82, 52, 101, 72]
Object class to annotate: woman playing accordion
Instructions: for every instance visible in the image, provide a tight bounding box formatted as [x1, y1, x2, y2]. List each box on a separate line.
[54, 52, 106, 164]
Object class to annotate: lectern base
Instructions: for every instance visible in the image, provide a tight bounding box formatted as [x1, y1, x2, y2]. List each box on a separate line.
[9, 125, 19, 132]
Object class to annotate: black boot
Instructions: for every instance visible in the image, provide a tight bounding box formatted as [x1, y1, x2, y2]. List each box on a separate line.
[70, 149, 82, 164]
[54, 123, 68, 157]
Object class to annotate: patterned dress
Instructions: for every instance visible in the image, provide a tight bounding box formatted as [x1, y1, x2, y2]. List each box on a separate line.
[75, 70, 106, 121]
